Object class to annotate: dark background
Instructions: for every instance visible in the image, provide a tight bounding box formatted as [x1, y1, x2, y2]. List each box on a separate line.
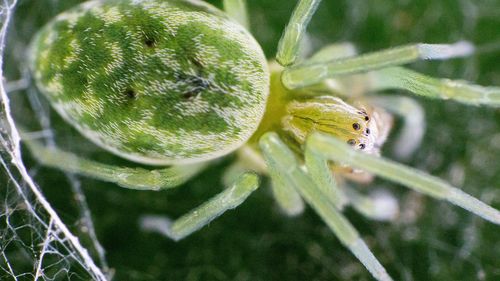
[4, 0, 500, 280]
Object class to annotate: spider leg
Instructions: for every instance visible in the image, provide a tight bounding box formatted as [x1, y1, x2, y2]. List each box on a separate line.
[304, 145, 348, 209]
[308, 42, 358, 61]
[259, 132, 393, 281]
[23, 138, 207, 191]
[276, 0, 323, 66]
[296, 44, 500, 106]
[368, 96, 425, 160]
[282, 41, 474, 89]
[368, 66, 500, 106]
[306, 137, 399, 221]
[292, 43, 362, 97]
[161, 172, 259, 241]
[267, 159, 305, 216]
[223, 0, 249, 30]
[307, 132, 500, 225]
[224, 145, 305, 215]
[342, 185, 399, 222]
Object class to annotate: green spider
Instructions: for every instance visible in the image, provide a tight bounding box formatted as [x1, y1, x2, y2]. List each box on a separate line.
[26, 0, 500, 280]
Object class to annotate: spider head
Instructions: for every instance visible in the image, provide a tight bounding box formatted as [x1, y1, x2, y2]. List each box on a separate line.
[282, 95, 393, 183]
[283, 96, 393, 156]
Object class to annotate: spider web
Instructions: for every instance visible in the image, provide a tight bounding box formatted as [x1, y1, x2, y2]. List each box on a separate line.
[0, 1, 109, 280]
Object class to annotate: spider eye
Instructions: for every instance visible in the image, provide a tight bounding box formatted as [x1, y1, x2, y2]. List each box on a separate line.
[364, 116, 370, 121]
[359, 143, 366, 149]
[365, 128, 370, 135]
[347, 139, 356, 146]
[352, 123, 361, 130]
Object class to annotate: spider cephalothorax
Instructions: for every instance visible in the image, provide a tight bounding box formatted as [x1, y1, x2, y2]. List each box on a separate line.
[26, 1, 500, 280]
[283, 96, 392, 154]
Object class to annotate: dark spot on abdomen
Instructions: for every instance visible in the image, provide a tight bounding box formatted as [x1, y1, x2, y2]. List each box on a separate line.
[124, 88, 137, 99]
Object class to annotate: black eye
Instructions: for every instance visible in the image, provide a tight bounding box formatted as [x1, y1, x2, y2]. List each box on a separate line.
[365, 128, 370, 135]
[359, 143, 366, 150]
[347, 139, 356, 146]
[352, 123, 361, 130]
[364, 116, 370, 121]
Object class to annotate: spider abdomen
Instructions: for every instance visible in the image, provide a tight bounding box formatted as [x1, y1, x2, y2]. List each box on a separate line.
[30, 0, 269, 165]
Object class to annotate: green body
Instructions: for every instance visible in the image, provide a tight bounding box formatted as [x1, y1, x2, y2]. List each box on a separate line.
[30, 0, 269, 165]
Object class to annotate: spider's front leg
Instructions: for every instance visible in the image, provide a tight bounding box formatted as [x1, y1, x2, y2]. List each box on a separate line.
[281, 39, 500, 106]
[281, 42, 475, 89]
[276, 0, 499, 106]
[259, 132, 393, 281]
[307, 132, 500, 225]
[368, 66, 500, 106]
[305, 142, 399, 221]
[366, 96, 425, 160]
[304, 143, 348, 209]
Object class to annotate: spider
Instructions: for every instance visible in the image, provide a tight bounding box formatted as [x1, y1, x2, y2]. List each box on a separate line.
[26, 0, 500, 280]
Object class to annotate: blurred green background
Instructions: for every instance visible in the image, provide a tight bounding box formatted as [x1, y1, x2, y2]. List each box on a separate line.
[4, 0, 500, 280]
